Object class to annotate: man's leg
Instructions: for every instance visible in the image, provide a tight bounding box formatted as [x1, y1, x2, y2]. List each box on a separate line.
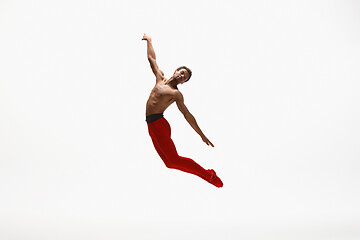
[150, 137, 168, 163]
[159, 137, 212, 182]
[149, 119, 212, 182]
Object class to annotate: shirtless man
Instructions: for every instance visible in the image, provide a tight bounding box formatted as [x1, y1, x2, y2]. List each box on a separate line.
[142, 33, 223, 188]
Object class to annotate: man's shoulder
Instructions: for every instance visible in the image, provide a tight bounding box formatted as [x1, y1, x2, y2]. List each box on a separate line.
[156, 74, 166, 82]
[172, 89, 183, 101]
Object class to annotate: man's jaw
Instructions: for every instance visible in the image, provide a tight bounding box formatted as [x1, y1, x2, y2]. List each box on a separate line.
[173, 76, 181, 85]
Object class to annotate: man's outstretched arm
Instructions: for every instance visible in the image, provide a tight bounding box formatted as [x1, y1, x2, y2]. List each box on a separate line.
[142, 33, 163, 79]
[175, 92, 214, 147]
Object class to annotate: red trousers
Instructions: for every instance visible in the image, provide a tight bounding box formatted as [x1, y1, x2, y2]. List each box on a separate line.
[147, 117, 211, 182]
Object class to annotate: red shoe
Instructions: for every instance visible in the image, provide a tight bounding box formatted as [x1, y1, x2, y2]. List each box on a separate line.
[208, 169, 223, 188]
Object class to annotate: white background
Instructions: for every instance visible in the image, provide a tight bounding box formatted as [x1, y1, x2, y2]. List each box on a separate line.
[0, 0, 359, 239]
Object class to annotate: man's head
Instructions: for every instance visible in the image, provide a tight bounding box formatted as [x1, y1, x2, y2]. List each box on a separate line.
[173, 66, 192, 84]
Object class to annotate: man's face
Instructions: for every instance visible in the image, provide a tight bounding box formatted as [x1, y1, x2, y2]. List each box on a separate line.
[173, 68, 189, 84]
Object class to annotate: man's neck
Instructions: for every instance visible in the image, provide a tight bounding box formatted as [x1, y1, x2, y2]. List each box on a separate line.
[165, 77, 178, 89]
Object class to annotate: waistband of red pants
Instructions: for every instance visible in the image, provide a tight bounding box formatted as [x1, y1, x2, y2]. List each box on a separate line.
[146, 112, 164, 124]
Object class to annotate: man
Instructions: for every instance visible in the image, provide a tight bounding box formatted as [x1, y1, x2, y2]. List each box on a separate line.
[142, 33, 223, 188]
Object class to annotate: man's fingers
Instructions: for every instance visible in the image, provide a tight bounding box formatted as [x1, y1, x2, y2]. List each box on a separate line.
[202, 137, 214, 147]
[204, 140, 214, 147]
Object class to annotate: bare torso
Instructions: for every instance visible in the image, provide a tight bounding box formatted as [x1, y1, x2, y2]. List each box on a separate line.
[146, 78, 179, 116]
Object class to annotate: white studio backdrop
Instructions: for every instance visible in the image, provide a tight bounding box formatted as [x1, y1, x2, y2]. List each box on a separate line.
[0, 0, 359, 239]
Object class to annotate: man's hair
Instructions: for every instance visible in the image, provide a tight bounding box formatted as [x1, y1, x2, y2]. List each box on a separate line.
[176, 66, 192, 82]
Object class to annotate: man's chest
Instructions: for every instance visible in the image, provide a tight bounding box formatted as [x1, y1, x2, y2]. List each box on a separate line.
[152, 84, 176, 98]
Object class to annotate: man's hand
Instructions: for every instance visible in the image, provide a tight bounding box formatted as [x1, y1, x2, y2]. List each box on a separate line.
[142, 33, 151, 42]
[202, 135, 214, 147]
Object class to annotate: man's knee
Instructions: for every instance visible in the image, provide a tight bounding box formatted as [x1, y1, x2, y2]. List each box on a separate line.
[164, 159, 180, 169]
[165, 161, 176, 169]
